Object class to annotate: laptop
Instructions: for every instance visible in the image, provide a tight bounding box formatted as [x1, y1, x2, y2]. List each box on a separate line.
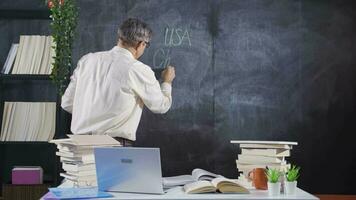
[94, 147, 164, 194]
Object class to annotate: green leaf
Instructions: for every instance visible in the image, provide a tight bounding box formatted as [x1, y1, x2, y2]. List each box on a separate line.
[48, 0, 78, 94]
[265, 168, 282, 183]
[286, 165, 301, 182]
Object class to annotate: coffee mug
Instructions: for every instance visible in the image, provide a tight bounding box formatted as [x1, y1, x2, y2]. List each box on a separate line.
[248, 168, 268, 190]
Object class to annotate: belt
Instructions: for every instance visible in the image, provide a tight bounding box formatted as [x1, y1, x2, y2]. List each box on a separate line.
[113, 137, 134, 147]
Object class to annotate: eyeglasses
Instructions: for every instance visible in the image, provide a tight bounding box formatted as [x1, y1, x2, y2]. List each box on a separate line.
[144, 41, 150, 48]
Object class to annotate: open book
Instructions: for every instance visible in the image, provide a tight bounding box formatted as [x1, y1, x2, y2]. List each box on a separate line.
[163, 168, 249, 194]
[162, 168, 222, 189]
[183, 177, 249, 194]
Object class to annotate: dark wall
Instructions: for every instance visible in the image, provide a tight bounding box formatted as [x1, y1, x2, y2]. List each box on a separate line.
[1, 0, 356, 194]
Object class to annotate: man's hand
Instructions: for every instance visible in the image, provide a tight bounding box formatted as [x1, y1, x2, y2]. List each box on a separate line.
[161, 66, 175, 84]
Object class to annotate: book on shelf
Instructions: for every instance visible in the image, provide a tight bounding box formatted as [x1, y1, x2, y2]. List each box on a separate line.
[183, 177, 249, 194]
[1, 43, 19, 74]
[162, 168, 222, 189]
[241, 148, 290, 157]
[0, 102, 56, 141]
[10, 35, 54, 74]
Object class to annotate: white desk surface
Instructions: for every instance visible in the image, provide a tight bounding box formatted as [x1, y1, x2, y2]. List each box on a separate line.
[103, 186, 319, 200]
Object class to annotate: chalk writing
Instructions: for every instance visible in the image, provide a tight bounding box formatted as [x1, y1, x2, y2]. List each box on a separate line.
[152, 27, 191, 68]
[164, 27, 192, 47]
[153, 48, 171, 68]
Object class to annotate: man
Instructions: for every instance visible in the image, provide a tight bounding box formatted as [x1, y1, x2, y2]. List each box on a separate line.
[61, 18, 175, 146]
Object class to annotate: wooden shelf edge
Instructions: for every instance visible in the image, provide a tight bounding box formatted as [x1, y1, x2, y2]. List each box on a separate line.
[0, 74, 52, 80]
[0, 9, 51, 20]
[0, 141, 53, 145]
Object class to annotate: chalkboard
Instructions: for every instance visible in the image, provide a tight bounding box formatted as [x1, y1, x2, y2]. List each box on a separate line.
[70, 0, 356, 194]
[1, 0, 356, 194]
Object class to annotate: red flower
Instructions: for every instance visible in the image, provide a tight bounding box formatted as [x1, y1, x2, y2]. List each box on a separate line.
[47, 0, 64, 9]
[47, 0, 54, 9]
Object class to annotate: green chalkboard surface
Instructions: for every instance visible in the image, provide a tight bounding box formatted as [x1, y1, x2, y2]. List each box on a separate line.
[1, 0, 356, 194]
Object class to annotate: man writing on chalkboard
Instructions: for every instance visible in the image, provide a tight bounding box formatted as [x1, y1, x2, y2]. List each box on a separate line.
[61, 18, 175, 146]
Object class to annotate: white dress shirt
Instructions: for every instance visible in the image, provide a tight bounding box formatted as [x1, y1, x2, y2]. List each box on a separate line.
[61, 46, 172, 141]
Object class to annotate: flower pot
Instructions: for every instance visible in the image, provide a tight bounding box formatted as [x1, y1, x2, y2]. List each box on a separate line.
[285, 181, 297, 195]
[267, 182, 281, 196]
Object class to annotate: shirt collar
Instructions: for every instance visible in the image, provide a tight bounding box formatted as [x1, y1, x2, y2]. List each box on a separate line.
[112, 46, 135, 59]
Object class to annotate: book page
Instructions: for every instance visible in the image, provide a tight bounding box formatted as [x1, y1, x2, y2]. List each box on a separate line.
[5, 102, 16, 141]
[48, 36, 55, 74]
[0, 102, 10, 141]
[31, 36, 44, 74]
[2, 43, 19, 74]
[183, 180, 216, 194]
[162, 175, 195, 188]
[39, 36, 49, 74]
[23, 36, 35, 73]
[211, 177, 249, 194]
[192, 168, 221, 181]
[192, 168, 222, 181]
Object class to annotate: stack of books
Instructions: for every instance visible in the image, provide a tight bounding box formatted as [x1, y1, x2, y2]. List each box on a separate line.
[0, 102, 56, 141]
[1, 35, 55, 74]
[230, 140, 298, 188]
[50, 135, 121, 187]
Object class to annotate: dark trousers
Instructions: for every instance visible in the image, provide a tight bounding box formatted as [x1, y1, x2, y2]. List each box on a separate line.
[113, 137, 134, 147]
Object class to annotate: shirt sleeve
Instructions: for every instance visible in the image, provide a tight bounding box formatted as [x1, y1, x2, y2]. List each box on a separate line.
[128, 65, 172, 114]
[61, 59, 82, 113]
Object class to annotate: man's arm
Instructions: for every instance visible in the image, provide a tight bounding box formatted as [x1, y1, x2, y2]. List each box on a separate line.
[61, 60, 82, 113]
[129, 65, 175, 114]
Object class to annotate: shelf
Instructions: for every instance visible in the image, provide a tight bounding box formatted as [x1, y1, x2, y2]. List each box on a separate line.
[0, 141, 52, 145]
[0, 9, 51, 20]
[0, 74, 51, 81]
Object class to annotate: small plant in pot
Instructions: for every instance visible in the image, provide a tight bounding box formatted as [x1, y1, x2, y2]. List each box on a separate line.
[285, 165, 300, 195]
[265, 168, 282, 195]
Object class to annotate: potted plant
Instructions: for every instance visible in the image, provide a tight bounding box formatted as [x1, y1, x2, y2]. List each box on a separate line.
[265, 168, 282, 195]
[285, 165, 300, 195]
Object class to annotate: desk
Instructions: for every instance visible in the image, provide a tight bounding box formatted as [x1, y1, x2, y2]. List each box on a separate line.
[103, 187, 319, 200]
[40, 186, 318, 200]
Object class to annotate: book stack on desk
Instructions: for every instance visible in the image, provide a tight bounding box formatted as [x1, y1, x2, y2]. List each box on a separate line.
[230, 140, 298, 188]
[50, 135, 121, 187]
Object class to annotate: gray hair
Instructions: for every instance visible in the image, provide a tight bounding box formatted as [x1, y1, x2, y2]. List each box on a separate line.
[118, 18, 152, 47]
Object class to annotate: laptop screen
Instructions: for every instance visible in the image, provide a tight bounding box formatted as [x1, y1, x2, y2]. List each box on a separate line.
[94, 147, 164, 194]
